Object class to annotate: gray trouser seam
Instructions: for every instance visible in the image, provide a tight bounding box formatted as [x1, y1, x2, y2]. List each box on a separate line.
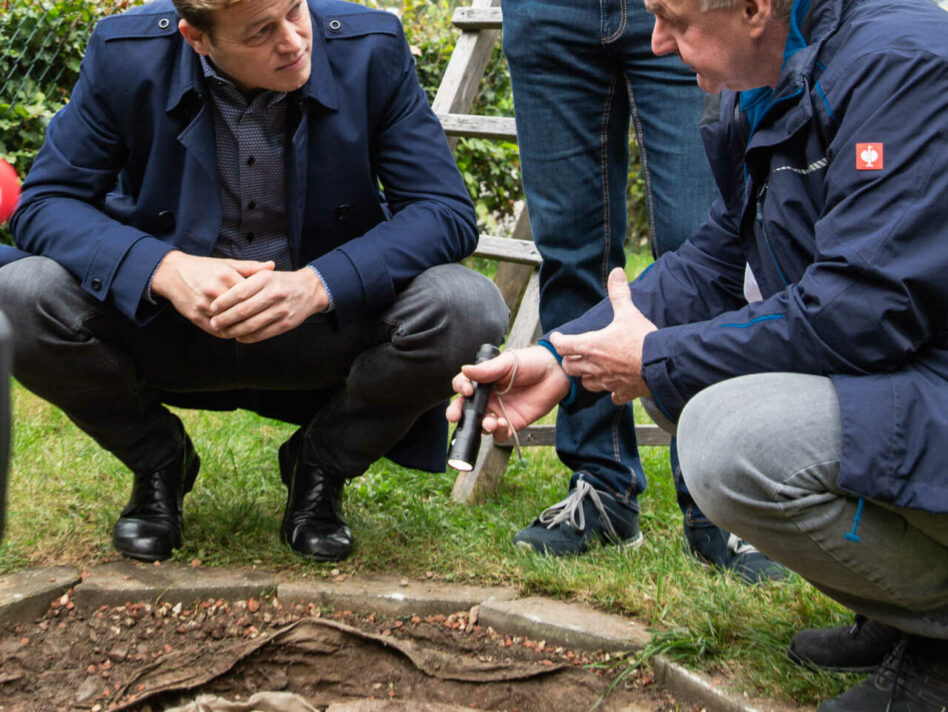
[773, 460, 911, 607]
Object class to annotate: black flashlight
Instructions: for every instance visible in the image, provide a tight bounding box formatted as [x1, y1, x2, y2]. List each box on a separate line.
[447, 343, 501, 472]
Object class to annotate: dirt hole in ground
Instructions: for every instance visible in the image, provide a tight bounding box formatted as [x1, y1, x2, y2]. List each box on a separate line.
[0, 590, 696, 712]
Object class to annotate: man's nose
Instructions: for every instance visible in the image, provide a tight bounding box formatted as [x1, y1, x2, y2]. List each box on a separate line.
[276, 21, 304, 53]
[651, 19, 676, 56]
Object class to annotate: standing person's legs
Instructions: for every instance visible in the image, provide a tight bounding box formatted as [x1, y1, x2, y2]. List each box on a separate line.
[678, 373, 948, 711]
[617, 2, 784, 582]
[503, 0, 646, 554]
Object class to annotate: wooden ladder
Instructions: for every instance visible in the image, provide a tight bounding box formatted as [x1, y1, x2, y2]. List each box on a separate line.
[432, 0, 671, 504]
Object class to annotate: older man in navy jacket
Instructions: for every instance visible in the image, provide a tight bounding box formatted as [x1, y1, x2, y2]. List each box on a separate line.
[0, 0, 507, 563]
[450, 0, 948, 709]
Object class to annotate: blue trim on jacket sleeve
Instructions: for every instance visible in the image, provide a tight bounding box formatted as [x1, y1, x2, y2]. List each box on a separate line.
[718, 313, 784, 328]
[815, 81, 837, 123]
[536, 339, 578, 407]
[765, 236, 790, 286]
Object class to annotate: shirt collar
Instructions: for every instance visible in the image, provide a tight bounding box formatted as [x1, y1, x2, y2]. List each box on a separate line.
[200, 55, 287, 108]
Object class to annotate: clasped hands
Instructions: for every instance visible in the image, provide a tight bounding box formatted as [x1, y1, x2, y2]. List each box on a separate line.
[151, 250, 329, 343]
[447, 268, 657, 442]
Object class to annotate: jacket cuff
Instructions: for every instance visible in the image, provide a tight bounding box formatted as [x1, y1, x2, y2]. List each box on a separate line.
[110, 236, 175, 325]
[641, 330, 688, 422]
[310, 246, 395, 323]
[536, 339, 578, 407]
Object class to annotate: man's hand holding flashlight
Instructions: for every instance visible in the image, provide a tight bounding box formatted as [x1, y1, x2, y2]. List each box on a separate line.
[447, 345, 571, 443]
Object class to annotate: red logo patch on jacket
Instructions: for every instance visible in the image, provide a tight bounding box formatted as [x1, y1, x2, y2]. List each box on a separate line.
[856, 143, 884, 170]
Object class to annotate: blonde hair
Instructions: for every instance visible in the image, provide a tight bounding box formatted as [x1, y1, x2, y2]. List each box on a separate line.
[172, 0, 246, 32]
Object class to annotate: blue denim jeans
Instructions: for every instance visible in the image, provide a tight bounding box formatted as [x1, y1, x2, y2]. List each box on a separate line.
[503, 0, 719, 513]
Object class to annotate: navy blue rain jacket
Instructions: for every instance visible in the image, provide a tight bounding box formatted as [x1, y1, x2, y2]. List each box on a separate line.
[5, 0, 478, 473]
[558, 0, 948, 513]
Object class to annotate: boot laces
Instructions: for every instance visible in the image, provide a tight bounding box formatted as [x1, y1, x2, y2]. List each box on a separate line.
[877, 638, 909, 712]
[536, 480, 621, 542]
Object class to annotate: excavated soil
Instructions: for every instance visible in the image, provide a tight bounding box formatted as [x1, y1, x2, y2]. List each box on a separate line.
[0, 588, 699, 712]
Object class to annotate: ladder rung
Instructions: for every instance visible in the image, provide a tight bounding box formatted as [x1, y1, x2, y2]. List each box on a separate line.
[438, 113, 517, 141]
[451, 7, 503, 30]
[473, 234, 542, 265]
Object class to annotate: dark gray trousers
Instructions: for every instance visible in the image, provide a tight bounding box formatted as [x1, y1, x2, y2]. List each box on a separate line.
[0, 256, 508, 478]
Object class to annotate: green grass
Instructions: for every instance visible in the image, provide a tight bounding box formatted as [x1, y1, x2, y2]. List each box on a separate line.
[0, 250, 858, 706]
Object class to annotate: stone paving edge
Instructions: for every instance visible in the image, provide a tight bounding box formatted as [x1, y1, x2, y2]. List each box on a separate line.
[0, 565, 815, 712]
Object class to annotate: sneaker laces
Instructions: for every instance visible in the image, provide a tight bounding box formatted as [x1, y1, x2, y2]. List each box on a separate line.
[727, 533, 760, 557]
[536, 480, 621, 542]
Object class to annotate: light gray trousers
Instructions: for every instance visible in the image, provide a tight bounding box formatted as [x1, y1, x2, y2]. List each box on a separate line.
[676, 373, 948, 639]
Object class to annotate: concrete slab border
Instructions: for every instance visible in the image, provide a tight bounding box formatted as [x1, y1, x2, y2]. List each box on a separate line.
[0, 565, 814, 712]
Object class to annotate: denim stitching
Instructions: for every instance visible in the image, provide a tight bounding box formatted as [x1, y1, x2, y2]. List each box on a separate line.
[600, 70, 618, 288]
[626, 78, 659, 260]
[602, 0, 628, 44]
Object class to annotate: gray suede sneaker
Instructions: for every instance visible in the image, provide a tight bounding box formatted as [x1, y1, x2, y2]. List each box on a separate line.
[684, 523, 789, 584]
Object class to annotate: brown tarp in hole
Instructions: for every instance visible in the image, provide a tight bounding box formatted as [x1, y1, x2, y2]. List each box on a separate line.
[113, 617, 566, 711]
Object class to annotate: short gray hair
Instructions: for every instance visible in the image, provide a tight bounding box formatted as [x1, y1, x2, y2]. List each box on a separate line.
[695, 0, 794, 21]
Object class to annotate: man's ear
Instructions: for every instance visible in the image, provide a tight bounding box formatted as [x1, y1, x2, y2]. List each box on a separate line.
[742, 0, 774, 38]
[178, 18, 211, 56]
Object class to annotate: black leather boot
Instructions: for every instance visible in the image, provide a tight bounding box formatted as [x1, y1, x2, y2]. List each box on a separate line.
[112, 436, 199, 562]
[788, 615, 900, 672]
[279, 430, 352, 561]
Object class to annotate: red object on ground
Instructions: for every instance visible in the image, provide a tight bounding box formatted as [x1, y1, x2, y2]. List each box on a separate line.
[0, 158, 21, 224]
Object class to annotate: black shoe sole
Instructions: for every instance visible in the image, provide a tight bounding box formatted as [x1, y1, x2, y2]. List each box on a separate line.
[786, 645, 879, 674]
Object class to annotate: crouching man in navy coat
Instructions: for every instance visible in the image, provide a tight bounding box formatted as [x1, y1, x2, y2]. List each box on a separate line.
[450, 0, 948, 709]
[0, 0, 507, 563]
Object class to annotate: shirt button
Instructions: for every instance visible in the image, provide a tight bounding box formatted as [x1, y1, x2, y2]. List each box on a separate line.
[329, 19, 342, 31]
[247, 232, 255, 243]
[248, 200, 256, 210]
[246, 156, 255, 166]
[91, 278, 102, 291]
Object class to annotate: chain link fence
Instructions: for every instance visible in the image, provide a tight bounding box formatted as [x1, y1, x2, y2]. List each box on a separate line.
[0, 1, 142, 244]
[0, 0, 139, 104]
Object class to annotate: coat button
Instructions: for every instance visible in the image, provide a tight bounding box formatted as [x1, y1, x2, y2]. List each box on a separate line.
[91, 278, 102, 291]
[158, 17, 170, 29]
[157, 210, 175, 232]
[328, 19, 342, 31]
[335, 204, 351, 221]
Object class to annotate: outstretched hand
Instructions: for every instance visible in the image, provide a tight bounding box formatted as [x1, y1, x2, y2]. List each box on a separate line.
[446, 345, 570, 443]
[549, 267, 657, 404]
